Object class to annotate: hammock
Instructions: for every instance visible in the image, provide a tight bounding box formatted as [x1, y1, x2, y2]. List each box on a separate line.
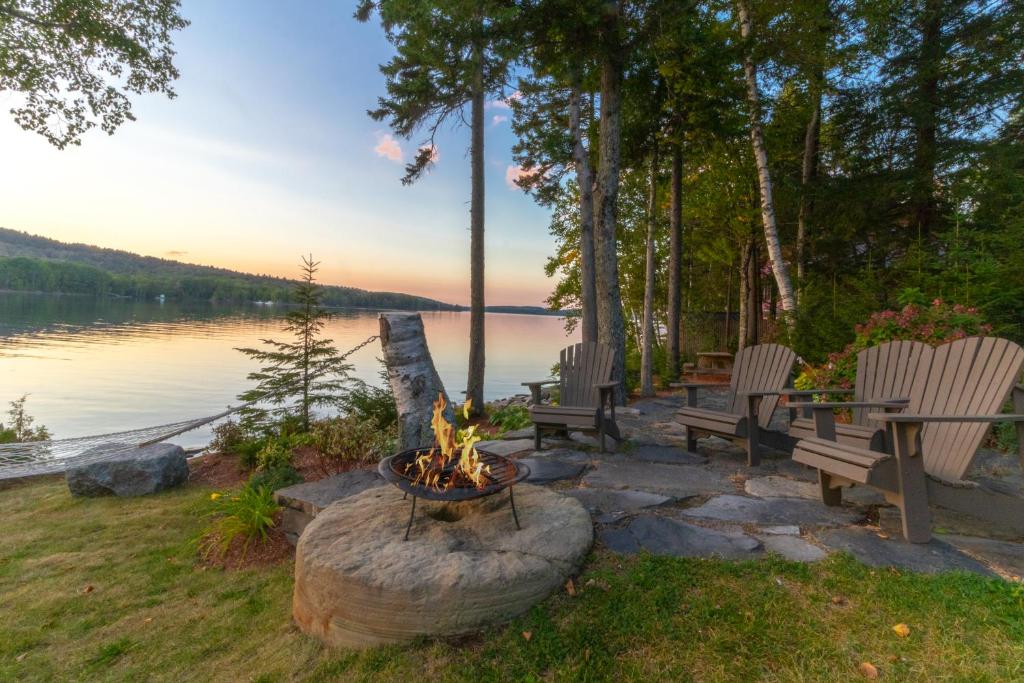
[0, 405, 241, 481]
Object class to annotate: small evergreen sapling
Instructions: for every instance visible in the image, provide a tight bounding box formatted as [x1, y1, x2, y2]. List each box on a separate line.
[236, 256, 351, 432]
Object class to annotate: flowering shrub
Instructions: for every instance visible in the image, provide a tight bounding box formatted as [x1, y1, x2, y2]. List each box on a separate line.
[795, 300, 991, 389]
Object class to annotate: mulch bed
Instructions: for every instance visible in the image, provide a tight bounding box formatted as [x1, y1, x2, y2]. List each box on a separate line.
[197, 512, 293, 571]
[188, 452, 248, 488]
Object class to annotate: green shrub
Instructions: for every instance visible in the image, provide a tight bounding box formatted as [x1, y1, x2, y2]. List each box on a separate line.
[210, 419, 246, 454]
[488, 404, 531, 433]
[310, 415, 394, 467]
[796, 300, 991, 390]
[203, 485, 279, 559]
[341, 371, 398, 432]
[255, 438, 294, 471]
[0, 395, 50, 443]
[236, 437, 268, 470]
[247, 465, 302, 492]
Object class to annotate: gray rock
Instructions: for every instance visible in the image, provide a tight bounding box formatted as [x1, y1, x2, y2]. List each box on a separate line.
[275, 470, 385, 543]
[938, 534, 1024, 578]
[518, 458, 587, 484]
[681, 494, 863, 527]
[293, 484, 593, 648]
[818, 527, 996, 576]
[745, 476, 818, 500]
[476, 438, 536, 456]
[625, 445, 707, 466]
[66, 443, 188, 497]
[758, 535, 827, 562]
[582, 460, 734, 498]
[525, 448, 593, 464]
[603, 515, 762, 559]
[569, 431, 619, 451]
[760, 525, 801, 536]
[564, 488, 673, 523]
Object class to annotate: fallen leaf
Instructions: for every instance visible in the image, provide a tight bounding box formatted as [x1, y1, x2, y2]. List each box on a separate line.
[892, 623, 911, 638]
[831, 596, 847, 606]
[82, 585, 94, 594]
[15, 653, 28, 662]
[521, 631, 532, 642]
[857, 661, 879, 679]
[143, 617, 153, 624]
[565, 579, 577, 597]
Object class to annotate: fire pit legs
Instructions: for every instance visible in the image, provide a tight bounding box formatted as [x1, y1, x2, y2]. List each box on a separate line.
[403, 495, 417, 541]
[509, 486, 521, 530]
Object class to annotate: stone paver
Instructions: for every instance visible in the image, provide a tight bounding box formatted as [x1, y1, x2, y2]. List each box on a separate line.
[602, 515, 762, 559]
[623, 445, 707, 466]
[818, 527, 995, 576]
[758, 535, 827, 562]
[476, 438, 536, 456]
[939, 534, 1024, 578]
[500, 427, 535, 440]
[518, 458, 587, 484]
[524, 448, 592, 463]
[569, 431, 619, 450]
[745, 476, 818, 500]
[582, 460, 734, 498]
[564, 488, 672, 524]
[681, 494, 863, 527]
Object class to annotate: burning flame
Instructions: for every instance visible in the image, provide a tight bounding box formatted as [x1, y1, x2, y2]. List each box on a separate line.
[404, 394, 492, 491]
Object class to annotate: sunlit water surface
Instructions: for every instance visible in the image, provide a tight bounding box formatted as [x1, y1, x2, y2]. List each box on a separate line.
[0, 293, 577, 448]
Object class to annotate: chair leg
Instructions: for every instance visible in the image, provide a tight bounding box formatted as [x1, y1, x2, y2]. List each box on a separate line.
[891, 421, 931, 543]
[819, 471, 842, 506]
[746, 434, 761, 467]
[686, 428, 698, 453]
[534, 424, 542, 450]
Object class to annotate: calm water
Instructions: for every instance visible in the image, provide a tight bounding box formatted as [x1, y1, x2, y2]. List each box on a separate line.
[0, 293, 577, 447]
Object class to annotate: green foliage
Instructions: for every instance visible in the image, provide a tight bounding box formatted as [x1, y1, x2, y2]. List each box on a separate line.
[796, 301, 991, 390]
[235, 437, 267, 471]
[255, 439, 294, 472]
[340, 367, 398, 432]
[309, 415, 394, 467]
[209, 420, 247, 455]
[247, 466, 302, 493]
[0, 1, 189, 148]
[236, 256, 351, 432]
[487, 404, 530, 433]
[203, 484, 279, 559]
[0, 395, 50, 444]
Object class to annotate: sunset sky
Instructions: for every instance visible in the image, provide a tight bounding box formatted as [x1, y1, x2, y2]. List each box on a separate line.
[0, 1, 554, 306]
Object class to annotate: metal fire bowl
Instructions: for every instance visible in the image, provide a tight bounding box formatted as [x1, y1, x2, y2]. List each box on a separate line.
[378, 447, 530, 502]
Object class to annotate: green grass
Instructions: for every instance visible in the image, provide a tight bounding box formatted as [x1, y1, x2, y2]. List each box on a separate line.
[2, 478, 1023, 681]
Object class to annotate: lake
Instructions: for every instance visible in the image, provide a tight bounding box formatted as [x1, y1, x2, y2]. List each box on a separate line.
[0, 293, 577, 448]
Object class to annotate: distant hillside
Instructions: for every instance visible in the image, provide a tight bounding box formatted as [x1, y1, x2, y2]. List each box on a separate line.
[0, 227, 456, 310]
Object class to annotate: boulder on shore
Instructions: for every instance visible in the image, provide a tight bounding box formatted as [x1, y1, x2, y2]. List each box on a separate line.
[66, 443, 188, 497]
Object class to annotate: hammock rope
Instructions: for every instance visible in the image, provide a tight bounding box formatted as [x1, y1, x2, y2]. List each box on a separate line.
[0, 334, 381, 480]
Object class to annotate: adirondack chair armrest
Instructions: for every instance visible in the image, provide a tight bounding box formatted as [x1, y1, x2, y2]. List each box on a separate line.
[867, 413, 1024, 423]
[806, 402, 906, 441]
[787, 399, 909, 410]
[522, 380, 558, 404]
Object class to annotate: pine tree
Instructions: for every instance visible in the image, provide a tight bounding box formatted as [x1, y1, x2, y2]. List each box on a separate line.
[236, 256, 350, 432]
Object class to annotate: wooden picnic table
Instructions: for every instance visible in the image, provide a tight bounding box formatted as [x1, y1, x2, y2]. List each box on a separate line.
[697, 351, 734, 372]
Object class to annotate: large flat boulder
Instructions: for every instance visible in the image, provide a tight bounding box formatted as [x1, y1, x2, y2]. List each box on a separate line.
[582, 460, 734, 498]
[602, 515, 762, 559]
[681, 494, 863, 528]
[818, 527, 996, 576]
[66, 443, 188, 497]
[274, 470, 385, 544]
[293, 484, 592, 648]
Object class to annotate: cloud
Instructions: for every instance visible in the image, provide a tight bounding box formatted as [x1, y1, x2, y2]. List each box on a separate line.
[374, 133, 403, 162]
[491, 114, 508, 127]
[505, 164, 530, 190]
[487, 90, 522, 110]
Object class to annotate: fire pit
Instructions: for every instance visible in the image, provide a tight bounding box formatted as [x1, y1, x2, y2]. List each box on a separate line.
[379, 447, 530, 539]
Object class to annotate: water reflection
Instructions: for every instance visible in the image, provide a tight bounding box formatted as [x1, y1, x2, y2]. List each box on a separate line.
[0, 293, 575, 446]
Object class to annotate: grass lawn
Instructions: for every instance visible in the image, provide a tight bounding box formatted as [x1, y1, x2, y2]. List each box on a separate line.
[2, 477, 1023, 682]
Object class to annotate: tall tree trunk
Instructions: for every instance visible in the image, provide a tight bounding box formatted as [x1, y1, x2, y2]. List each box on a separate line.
[568, 79, 598, 343]
[736, 0, 797, 316]
[796, 86, 821, 301]
[667, 142, 683, 379]
[465, 54, 485, 415]
[913, 0, 942, 237]
[640, 141, 659, 397]
[594, 1, 627, 405]
[738, 236, 760, 349]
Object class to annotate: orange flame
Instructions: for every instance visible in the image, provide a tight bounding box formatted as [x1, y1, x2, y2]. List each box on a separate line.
[404, 393, 491, 491]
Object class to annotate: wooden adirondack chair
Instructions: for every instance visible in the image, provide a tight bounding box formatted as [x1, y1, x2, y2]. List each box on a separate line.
[524, 342, 620, 452]
[674, 343, 797, 466]
[793, 336, 1024, 542]
[787, 341, 934, 451]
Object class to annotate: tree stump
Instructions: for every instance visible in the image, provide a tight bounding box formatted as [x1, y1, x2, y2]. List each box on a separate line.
[379, 313, 454, 450]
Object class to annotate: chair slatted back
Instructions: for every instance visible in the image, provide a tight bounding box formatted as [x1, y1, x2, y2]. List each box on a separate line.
[853, 341, 934, 427]
[726, 343, 797, 427]
[909, 337, 1024, 482]
[559, 342, 615, 408]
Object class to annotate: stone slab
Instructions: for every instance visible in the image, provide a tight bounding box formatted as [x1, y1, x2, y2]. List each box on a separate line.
[518, 458, 587, 484]
[745, 476, 819, 500]
[500, 427, 535, 440]
[938, 534, 1024, 579]
[564, 488, 672, 524]
[761, 525, 801, 536]
[758, 535, 827, 562]
[569, 431, 619, 451]
[475, 439, 536, 457]
[66, 442, 188, 497]
[624, 445, 707, 466]
[818, 527, 996, 576]
[293, 484, 593, 648]
[582, 460, 734, 498]
[524, 448, 593, 464]
[681, 494, 863, 528]
[275, 469, 385, 543]
[602, 515, 762, 559]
